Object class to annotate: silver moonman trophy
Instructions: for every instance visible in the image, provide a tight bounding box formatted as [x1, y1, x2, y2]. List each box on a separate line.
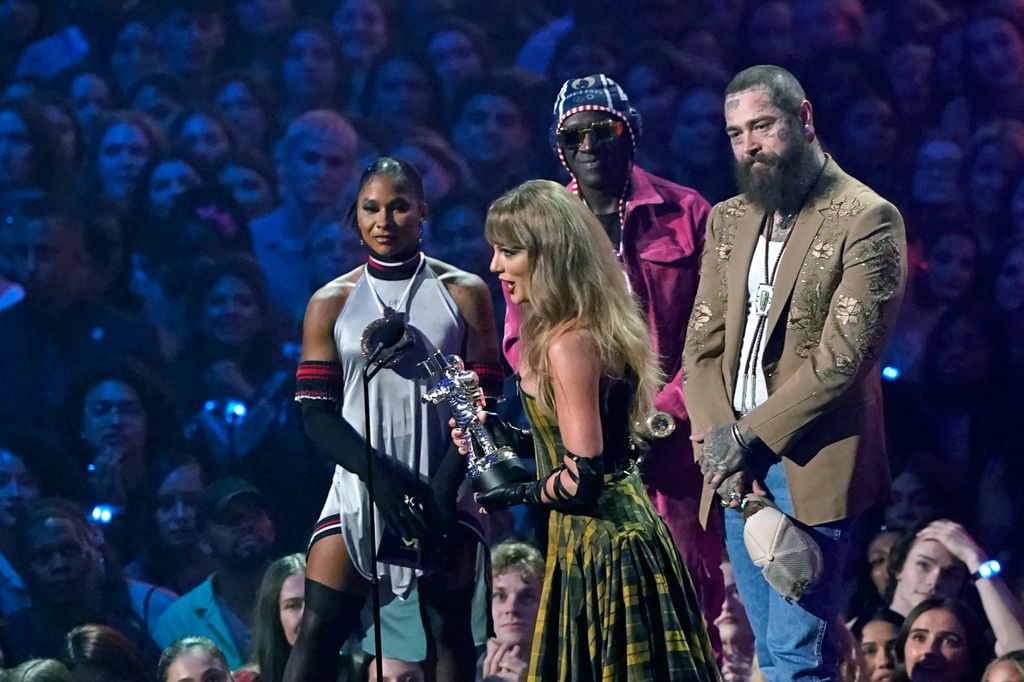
[419, 351, 531, 493]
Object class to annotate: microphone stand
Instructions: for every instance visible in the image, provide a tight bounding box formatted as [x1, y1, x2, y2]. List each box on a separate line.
[361, 340, 409, 682]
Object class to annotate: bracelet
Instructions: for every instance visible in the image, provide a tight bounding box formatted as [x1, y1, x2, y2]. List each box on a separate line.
[731, 422, 753, 450]
[973, 559, 1002, 582]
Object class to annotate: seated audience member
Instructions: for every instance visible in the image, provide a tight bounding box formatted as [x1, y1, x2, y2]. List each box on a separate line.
[851, 609, 902, 682]
[984, 651, 1024, 682]
[0, 203, 162, 437]
[883, 456, 956, 533]
[717, 557, 755, 682]
[277, 20, 344, 122]
[894, 598, 987, 682]
[172, 108, 236, 173]
[128, 74, 187, 135]
[63, 358, 184, 562]
[82, 112, 166, 212]
[123, 458, 215, 597]
[216, 151, 279, 222]
[158, 636, 232, 682]
[151, 0, 227, 90]
[888, 520, 1024, 655]
[233, 553, 305, 682]
[0, 433, 81, 618]
[3, 659, 73, 682]
[249, 110, 359, 322]
[212, 71, 280, 154]
[0, 498, 157, 666]
[449, 75, 541, 202]
[479, 541, 543, 682]
[63, 623, 156, 682]
[154, 477, 276, 670]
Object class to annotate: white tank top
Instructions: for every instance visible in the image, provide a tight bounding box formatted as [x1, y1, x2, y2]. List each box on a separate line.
[333, 261, 464, 595]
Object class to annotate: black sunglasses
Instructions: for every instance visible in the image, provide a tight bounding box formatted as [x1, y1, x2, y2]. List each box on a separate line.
[556, 119, 625, 150]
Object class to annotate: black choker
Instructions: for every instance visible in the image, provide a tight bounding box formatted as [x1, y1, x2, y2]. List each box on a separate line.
[366, 252, 423, 280]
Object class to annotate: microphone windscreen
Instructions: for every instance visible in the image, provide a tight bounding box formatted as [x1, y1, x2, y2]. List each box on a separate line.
[371, 316, 407, 348]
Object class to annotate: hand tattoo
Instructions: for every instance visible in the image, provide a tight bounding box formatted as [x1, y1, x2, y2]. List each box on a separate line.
[700, 423, 747, 486]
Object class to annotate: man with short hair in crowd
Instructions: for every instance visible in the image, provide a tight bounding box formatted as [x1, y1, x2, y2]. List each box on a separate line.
[250, 109, 359, 323]
[0, 201, 161, 438]
[151, 0, 227, 90]
[501, 74, 725, 637]
[684, 65, 907, 680]
[154, 477, 276, 670]
[478, 541, 543, 682]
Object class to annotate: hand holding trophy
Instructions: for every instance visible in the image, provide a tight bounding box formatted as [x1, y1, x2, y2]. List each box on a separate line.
[419, 351, 532, 493]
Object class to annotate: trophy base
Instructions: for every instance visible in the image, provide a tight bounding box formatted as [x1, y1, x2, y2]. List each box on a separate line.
[472, 456, 532, 495]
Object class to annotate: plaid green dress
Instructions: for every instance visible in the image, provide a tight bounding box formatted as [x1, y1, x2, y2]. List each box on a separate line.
[522, 388, 720, 682]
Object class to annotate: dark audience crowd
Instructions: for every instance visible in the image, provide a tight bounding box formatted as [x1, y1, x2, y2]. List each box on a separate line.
[0, 0, 1023, 680]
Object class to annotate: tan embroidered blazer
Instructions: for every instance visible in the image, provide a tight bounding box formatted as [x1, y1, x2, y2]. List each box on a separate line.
[683, 158, 907, 527]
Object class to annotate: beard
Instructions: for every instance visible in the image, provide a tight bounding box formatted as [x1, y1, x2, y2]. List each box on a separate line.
[735, 133, 822, 212]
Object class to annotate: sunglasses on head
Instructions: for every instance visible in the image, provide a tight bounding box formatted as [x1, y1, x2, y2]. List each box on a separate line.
[556, 119, 625, 150]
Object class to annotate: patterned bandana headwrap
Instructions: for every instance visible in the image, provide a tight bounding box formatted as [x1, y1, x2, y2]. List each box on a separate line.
[552, 74, 642, 232]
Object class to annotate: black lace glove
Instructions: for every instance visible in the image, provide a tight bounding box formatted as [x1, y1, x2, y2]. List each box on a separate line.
[477, 452, 604, 513]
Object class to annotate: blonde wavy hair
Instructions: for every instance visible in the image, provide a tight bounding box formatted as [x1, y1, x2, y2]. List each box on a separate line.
[485, 179, 660, 438]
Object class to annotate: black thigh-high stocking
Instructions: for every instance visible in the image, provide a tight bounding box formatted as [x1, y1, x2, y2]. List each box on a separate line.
[420, 583, 476, 682]
[282, 578, 365, 682]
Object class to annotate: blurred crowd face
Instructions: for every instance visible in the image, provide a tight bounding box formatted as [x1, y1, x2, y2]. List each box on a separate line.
[200, 275, 264, 347]
[278, 572, 304, 646]
[215, 80, 270, 149]
[931, 313, 993, 387]
[491, 569, 541, 650]
[995, 246, 1024, 312]
[164, 647, 231, 682]
[131, 83, 184, 133]
[332, 0, 388, 66]
[559, 110, 631, 194]
[967, 141, 1018, 219]
[97, 121, 153, 203]
[923, 232, 976, 303]
[888, 44, 934, 119]
[670, 89, 723, 168]
[0, 449, 40, 529]
[859, 619, 897, 682]
[369, 58, 433, 129]
[623, 64, 678, 136]
[7, 216, 86, 308]
[204, 495, 275, 571]
[236, 0, 295, 38]
[109, 20, 162, 95]
[892, 538, 965, 613]
[795, 0, 866, 53]
[307, 219, 363, 286]
[886, 470, 942, 532]
[747, 1, 795, 65]
[868, 529, 900, 598]
[911, 141, 962, 207]
[156, 10, 226, 78]
[390, 143, 455, 203]
[23, 516, 97, 607]
[156, 462, 203, 551]
[903, 607, 969, 682]
[70, 74, 113, 134]
[148, 159, 202, 219]
[0, 108, 35, 188]
[842, 96, 898, 168]
[355, 173, 424, 261]
[218, 162, 276, 219]
[986, 659, 1024, 682]
[282, 28, 339, 108]
[284, 129, 356, 211]
[81, 380, 148, 459]
[178, 113, 232, 169]
[452, 94, 528, 166]
[967, 16, 1024, 91]
[43, 103, 79, 168]
[427, 29, 482, 86]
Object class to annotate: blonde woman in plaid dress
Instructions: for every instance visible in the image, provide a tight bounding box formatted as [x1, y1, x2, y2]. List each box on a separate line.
[456, 180, 719, 681]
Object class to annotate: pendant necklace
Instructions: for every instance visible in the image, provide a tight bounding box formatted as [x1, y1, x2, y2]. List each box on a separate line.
[359, 253, 425, 361]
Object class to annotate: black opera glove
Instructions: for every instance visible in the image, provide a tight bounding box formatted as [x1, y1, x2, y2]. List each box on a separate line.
[477, 452, 604, 513]
[481, 411, 535, 459]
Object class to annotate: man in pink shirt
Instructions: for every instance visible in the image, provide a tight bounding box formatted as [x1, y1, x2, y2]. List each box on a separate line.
[502, 74, 724, 639]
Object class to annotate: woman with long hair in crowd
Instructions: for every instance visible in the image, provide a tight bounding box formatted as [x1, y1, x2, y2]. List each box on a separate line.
[455, 179, 718, 680]
[234, 553, 306, 682]
[283, 156, 499, 682]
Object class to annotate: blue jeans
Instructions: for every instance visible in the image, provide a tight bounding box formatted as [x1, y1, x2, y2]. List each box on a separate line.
[723, 460, 852, 682]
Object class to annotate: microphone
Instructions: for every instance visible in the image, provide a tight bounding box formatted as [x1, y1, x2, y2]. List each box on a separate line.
[365, 316, 411, 366]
